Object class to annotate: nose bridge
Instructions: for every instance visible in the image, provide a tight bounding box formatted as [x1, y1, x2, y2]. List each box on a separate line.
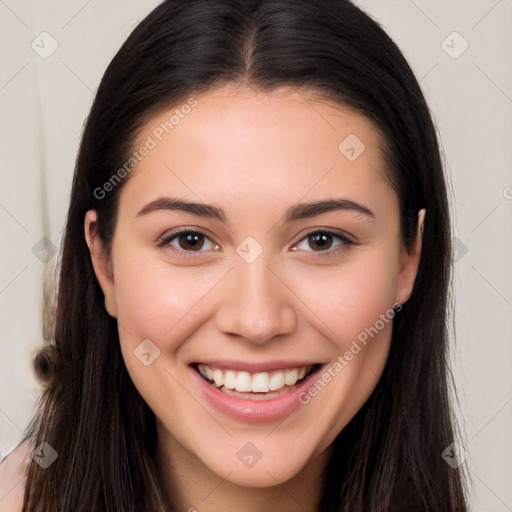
[215, 250, 297, 344]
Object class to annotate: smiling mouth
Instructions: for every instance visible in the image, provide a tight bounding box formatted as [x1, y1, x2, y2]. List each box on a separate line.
[191, 363, 321, 400]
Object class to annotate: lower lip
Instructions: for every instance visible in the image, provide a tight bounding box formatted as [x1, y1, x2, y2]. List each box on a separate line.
[189, 365, 322, 423]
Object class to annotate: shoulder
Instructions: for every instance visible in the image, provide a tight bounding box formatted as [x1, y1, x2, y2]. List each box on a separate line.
[0, 439, 30, 512]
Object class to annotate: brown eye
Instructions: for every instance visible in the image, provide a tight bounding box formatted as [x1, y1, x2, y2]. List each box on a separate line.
[294, 230, 355, 256]
[307, 232, 334, 251]
[157, 229, 218, 258]
[177, 232, 205, 251]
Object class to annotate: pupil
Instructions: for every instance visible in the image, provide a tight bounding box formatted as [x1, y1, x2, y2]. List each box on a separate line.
[309, 233, 332, 251]
[180, 233, 203, 251]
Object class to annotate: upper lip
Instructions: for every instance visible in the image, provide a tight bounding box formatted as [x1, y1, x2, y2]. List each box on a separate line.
[189, 360, 323, 373]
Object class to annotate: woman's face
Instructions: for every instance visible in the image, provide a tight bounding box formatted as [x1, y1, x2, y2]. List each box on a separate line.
[86, 85, 422, 488]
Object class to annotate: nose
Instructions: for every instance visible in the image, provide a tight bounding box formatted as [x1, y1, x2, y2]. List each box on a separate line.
[215, 256, 298, 345]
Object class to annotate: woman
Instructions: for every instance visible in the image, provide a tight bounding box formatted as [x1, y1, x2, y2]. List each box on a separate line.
[0, 0, 468, 510]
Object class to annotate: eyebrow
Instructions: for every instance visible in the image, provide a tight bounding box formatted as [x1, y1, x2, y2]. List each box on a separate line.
[136, 197, 376, 224]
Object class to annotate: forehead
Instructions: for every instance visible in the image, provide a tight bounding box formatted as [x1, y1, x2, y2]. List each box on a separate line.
[120, 85, 395, 220]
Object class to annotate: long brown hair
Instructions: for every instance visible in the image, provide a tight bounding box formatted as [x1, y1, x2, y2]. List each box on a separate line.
[22, 1, 468, 510]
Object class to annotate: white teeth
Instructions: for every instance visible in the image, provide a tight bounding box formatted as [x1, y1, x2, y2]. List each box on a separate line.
[213, 369, 224, 387]
[252, 372, 270, 392]
[235, 371, 252, 392]
[224, 370, 236, 390]
[269, 372, 284, 391]
[199, 364, 213, 380]
[284, 369, 298, 386]
[197, 364, 313, 393]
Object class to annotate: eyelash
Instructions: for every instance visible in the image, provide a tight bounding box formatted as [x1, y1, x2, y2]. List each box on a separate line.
[157, 228, 356, 259]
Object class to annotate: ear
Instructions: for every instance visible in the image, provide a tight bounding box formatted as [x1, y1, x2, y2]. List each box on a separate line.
[394, 209, 425, 306]
[84, 210, 118, 318]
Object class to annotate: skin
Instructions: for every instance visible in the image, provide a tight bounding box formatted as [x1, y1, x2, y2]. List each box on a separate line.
[84, 84, 424, 512]
[0, 440, 29, 511]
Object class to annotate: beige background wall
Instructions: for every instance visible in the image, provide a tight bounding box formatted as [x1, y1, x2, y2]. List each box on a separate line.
[1, 1, 511, 510]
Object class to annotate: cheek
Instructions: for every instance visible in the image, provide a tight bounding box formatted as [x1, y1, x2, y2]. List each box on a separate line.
[292, 253, 400, 455]
[111, 251, 225, 350]
[289, 250, 399, 349]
